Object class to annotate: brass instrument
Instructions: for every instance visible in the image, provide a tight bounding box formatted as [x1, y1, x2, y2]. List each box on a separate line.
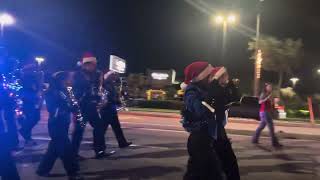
[66, 86, 86, 128]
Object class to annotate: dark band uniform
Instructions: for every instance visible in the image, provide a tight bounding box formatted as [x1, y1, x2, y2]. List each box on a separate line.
[37, 77, 79, 176]
[20, 66, 43, 142]
[71, 70, 107, 156]
[0, 79, 20, 180]
[182, 80, 240, 180]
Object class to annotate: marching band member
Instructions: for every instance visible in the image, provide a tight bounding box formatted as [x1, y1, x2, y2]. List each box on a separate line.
[37, 71, 83, 180]
[71, 52, 112, 159]
[0, 74, 20, 180]
[101, 71, 132, 148]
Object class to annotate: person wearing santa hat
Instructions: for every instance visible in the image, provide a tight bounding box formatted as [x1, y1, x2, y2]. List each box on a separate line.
[206, 66, 241, 180]
[181, 61, 225, 180]
[100, 71, 132, 148]
[71, 52, 113, 159]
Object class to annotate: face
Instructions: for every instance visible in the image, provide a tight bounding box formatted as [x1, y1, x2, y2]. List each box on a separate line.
[82, 62, 97, 72]
[63, 73, 73, 87]
[266, 84, 272, 92]
[218, 72, 229, 87]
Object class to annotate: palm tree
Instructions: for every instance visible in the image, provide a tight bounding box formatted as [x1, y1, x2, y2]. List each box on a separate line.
[248, 36, 303, 94]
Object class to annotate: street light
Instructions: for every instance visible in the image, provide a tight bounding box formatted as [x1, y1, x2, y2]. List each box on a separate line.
[213, 14, 238, 25]
[253, 0, 264, 96]
[0, 13, 15, 37]
[35, 56, 45, 65]
[212, 13, 238, 60]
[290, 77, 299, 87]
[317, 69, 320, 75]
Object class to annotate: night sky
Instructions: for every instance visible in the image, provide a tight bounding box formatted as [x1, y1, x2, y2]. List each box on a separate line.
[1, 0, 320, 93]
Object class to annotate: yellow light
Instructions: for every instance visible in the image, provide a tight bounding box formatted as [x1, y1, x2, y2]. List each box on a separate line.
[256, 49, 263, 79]
[227, 14, 236, 24]
[290, 77, 299, 86]
[215, 15, 224, 24]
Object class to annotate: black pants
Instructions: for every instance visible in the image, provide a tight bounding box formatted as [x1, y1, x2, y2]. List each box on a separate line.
[184, 131, 223, 180]
[1, 112, 19, 148]
[184, 131, 240, 180]
[20, 104, 41, 141]
[0, 136, 20, 180]
[214, 138, 240, 180]
[38, 120, 79, 176]
[72, 108, 107, 155]
[101, 108, 128, 147]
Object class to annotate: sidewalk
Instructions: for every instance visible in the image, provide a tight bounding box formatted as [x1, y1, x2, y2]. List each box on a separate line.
[120, 110, 320, 140]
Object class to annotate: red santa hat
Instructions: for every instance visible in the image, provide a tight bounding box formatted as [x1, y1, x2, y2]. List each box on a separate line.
[210, 66, 227, 80]
[82, 52, 97, 64]
[181, 61, 213, 90]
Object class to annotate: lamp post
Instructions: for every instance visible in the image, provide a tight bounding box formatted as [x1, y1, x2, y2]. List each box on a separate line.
[253, 0, 264, 96]
[213, 13, 238, 59]
[0, 13, 15, 37]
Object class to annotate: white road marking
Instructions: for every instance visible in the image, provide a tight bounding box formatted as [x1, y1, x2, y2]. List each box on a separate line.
[31, 136, 170, 150]
[121, 121, 180, 127]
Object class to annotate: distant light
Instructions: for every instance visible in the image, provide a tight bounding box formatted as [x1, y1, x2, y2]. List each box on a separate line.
[215, 15, 224, 24]
[35, 57, 45, 65]
[0, 13, 15, 25]
[151, 73, 169, 80]
[227, 14, 236, 24]
[290, 77, 299, 86]
[256, 49, 263, 79]
[317, 69, 320, 74]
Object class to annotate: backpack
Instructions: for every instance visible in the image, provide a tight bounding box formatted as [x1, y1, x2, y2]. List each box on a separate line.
[180, 86, 208, 133]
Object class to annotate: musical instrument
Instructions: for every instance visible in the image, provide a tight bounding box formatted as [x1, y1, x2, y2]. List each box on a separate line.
[65, 86, 86, 128]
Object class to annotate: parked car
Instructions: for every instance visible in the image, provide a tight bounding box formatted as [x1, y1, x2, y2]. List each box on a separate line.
[229, 96, 260, 120]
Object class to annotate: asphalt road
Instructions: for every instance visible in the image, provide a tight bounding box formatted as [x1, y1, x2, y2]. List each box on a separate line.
[14, 113, 320, 180]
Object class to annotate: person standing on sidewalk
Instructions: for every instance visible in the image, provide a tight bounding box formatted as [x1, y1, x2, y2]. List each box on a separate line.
[101, 71, 132, 148]
[252, 83, 282, 148]
[37, 71, 83, 180]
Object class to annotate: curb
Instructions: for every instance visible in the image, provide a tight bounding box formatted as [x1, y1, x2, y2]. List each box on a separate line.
[120, 111, 320, 129]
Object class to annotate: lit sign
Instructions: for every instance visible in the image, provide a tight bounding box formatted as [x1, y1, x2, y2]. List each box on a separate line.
[109, 55, 126, 73]
[151, 73, 169, 80]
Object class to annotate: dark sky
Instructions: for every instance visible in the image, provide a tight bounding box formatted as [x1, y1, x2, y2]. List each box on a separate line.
[1, 0, 320, 92]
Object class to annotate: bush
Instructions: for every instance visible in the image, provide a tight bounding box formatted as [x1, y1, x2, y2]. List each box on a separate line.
[286, 108, 310, 118]
[131, 100, 183, 110]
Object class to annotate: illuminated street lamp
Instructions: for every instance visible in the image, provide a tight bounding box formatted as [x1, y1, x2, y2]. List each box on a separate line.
[0, 13, 15, 37]
[290, 77, 300, 87]
[35, 56, 45, 65]
[212, 13, 238, 60]
[317, 69, 320, 75]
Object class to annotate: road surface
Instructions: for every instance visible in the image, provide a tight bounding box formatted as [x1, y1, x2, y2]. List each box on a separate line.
[14, 113, 320, 180]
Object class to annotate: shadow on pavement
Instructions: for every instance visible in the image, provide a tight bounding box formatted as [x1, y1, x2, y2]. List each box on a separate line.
[81, 166, 182, 180]
[108, 149, 187, 160]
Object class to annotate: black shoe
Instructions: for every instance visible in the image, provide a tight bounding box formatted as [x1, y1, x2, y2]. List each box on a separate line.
[68, 174, 84, 180]
[273, 143, 283, 148]
[119, 142, 133, 148]
[95, 151, 115, 159]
